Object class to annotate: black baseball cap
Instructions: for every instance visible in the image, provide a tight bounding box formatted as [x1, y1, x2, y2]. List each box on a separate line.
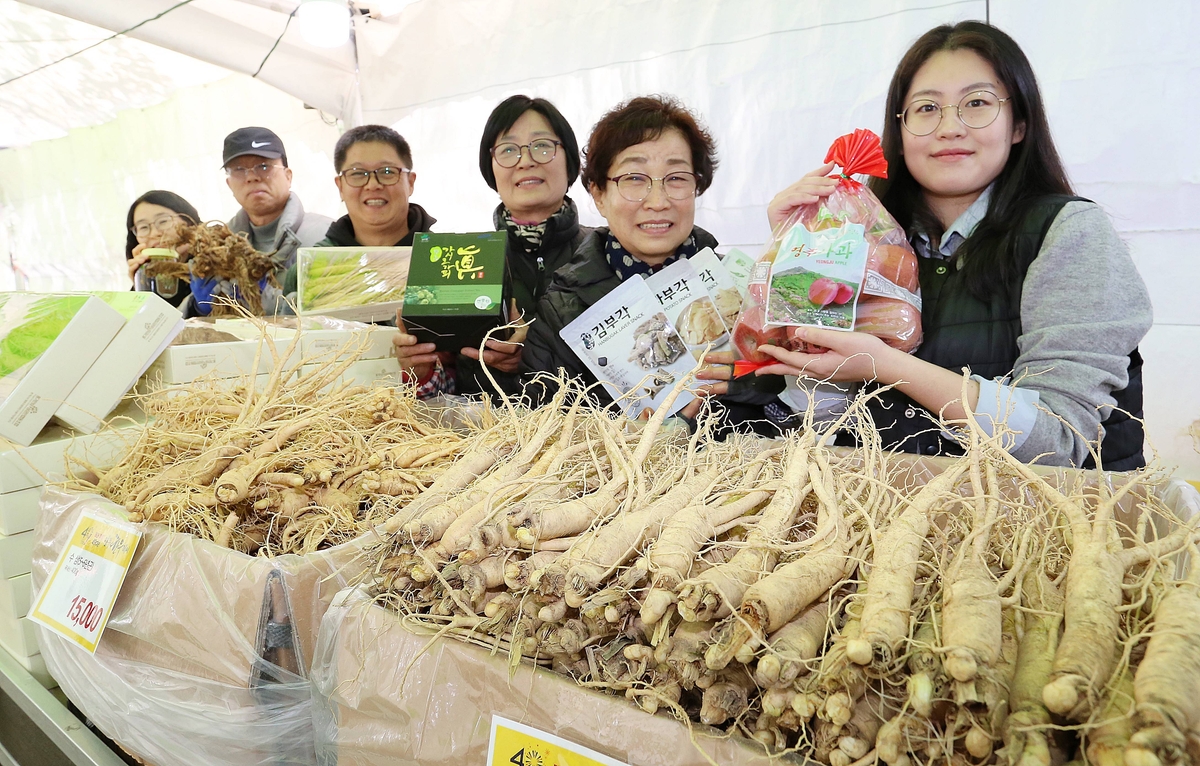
[222, 127, 288, 168]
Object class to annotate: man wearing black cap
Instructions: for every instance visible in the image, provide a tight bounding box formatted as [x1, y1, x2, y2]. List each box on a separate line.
[222, 126, 333, 278]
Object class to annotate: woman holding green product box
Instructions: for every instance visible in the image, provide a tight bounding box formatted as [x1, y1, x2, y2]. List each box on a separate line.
[394, 95, 590, 399]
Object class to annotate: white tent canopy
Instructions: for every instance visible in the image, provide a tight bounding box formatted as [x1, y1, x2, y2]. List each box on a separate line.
[15, 0, 360, 124]
[1, 0, 1197, 478]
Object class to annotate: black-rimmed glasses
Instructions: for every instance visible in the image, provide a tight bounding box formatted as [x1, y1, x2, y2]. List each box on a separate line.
[898, 90, 1011, 136]
[339, 166, 411, 187]
[491, 139, 562, 168]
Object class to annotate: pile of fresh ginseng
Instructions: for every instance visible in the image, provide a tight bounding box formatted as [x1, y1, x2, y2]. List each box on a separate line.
[366, 375, 1200, 766]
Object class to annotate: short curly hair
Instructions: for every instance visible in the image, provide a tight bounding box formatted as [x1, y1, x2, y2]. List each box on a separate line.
[581, 95, 717, 195]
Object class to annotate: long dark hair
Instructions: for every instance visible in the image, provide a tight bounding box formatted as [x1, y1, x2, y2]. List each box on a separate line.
[125, 190, 200, 259]
[870, 22, 1073, 299]
[478, 95, 581, 191]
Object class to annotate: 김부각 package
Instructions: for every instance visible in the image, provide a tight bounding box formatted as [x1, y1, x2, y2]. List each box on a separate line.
[559, 277, 696, 417]
[731, 129, 922, 362]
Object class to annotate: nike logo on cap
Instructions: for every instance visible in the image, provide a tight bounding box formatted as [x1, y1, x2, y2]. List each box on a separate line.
[251, 141, 271, 148]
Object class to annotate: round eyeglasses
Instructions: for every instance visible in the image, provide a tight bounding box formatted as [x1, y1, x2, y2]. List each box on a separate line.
[607, 172, 698, 203]
[339, 166, 411, 187]
[131, 214, 181, 238]
[491, 139, 562, 168]
[898, 90, 1011, 136]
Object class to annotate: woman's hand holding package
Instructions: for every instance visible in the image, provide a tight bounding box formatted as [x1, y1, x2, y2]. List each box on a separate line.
[460, 320, 529, 374]
[754, 327, 895, 383]
[766, 162, 838, 231]
[392, 313, 438, 382]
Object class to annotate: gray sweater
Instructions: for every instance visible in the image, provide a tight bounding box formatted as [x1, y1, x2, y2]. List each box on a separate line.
[1009, 200, 1152, 465]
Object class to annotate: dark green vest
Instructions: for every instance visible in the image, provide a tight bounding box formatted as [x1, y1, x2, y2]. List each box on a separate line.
[857, 196, 1145, 471]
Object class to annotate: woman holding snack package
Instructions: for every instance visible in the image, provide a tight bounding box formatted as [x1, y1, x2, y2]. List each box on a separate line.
[393, 96, 588, 399]
[517, 95, 774, 431]
[729, 21, 1151, 469]
[125, 190, 200, 307]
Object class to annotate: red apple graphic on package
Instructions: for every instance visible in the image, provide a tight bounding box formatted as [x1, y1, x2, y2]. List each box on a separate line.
[833, 282, 855, 305]
[808, 277, 839, 307]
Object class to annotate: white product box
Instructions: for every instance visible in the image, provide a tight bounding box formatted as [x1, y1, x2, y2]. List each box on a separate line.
[55, 292, 183, 433]
[0, 406, 145, 494]
[0, 529, 33, 579]
[0, 294, 125, 446]
[0, 611, 39, 658]
[142, 321, 299, 385]
[300, 357, 402, 391]
[0, 572, 31, 618]
[299, 325, 395, 363]
[0, 486, 39, 536]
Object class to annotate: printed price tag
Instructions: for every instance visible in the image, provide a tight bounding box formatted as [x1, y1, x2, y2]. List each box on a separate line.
[487, 716, 629, 766]
[28, 508, 142, 653]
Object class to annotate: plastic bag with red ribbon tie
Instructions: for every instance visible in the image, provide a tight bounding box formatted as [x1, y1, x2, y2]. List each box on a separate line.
[730, 129, 923, 370]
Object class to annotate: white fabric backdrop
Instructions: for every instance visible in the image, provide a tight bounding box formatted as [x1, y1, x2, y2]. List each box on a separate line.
[0, 75, 344, 291]
[0, 0, 1196, 476]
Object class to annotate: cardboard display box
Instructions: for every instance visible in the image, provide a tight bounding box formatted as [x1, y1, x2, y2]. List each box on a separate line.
[0, 293, 125, 446]
[309, 458, 1200, 766]
[312, 591, 783, 766]
[142, 320, 299, 385]
[31, 489, 376, 766]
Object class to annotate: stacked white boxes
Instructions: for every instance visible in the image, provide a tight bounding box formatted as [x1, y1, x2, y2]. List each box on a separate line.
[55, 292, 183, 433]
[0, 410, 144, 686]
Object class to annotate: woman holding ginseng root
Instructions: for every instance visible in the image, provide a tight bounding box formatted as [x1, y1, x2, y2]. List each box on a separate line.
[716, 21, 1151, 468]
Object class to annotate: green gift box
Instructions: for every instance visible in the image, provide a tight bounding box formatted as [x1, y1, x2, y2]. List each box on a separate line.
[403, 232, 509, 352]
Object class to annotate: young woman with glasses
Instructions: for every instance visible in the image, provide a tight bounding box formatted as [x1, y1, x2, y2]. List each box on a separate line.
[396, 95, 591, 398]
[739, 22, 1151, 468]
[124, 190, 200, 307]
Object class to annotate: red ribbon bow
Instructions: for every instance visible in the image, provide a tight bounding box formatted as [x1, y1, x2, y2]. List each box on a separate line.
[824, 128, 888, 189]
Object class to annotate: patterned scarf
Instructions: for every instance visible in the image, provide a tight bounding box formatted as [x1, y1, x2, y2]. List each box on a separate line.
[603, 231, 699, 281]
[499, 201, 569, 255]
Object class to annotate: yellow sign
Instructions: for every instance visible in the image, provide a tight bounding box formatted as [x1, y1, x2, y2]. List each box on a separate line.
[29, 508, 142, 653]
[488, 716, 629, 766]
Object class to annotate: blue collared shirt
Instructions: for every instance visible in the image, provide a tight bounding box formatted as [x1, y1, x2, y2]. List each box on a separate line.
[912, 185, 1040, 452]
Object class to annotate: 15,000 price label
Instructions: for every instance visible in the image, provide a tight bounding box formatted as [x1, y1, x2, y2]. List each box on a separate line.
[29, 508, 142, 653]
[67, 595, 104, 632]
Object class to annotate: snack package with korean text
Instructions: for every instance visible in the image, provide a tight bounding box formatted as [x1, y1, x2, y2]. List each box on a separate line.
[730, 129, 922, 364]
[559, 277, 696, 417]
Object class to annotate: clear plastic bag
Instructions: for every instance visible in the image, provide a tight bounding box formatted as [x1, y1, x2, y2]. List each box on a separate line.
[731, 129, 923, 362]
[296, 246, 411, 322]
[30, 487, 371, 766]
